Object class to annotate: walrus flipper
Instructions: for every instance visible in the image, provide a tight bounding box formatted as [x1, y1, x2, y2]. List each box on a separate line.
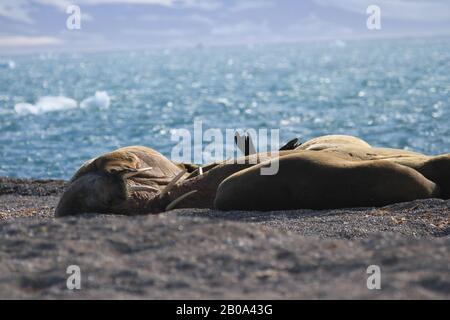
[235, 132, 256, 156]
[279, 138, 301, 151]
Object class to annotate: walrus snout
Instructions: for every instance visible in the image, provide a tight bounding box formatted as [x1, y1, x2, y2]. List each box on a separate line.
[55, 172, 129, 217]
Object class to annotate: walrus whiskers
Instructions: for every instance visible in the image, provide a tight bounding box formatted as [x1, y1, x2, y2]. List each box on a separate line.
[165, 190, 198, 211]
[158, 169, 187, 198]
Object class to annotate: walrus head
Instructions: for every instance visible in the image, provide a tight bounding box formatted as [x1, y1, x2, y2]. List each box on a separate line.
[55, 165, 198, 217]
[55, 171, 130, 217]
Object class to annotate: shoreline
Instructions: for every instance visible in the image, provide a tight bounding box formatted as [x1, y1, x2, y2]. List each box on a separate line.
[0, 177, 449, 298]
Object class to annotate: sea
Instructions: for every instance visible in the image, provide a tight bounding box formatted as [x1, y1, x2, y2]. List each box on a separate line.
[0, 37, 449, 179]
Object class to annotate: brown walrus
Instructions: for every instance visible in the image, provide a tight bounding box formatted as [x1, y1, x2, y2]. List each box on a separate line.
[296, 134, 372, 151]
[55, 145, 283, 216]
[291, 135, 450, 199]
[55, 135, 449, 216]
[214, 135, 449, 210]
[213, 150, 441, 211]
[55, 146, 196, 217]
[55, 131, 303, 217]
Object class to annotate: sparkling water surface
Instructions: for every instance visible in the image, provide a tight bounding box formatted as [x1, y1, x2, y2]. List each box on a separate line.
[0, 37, 449, 179]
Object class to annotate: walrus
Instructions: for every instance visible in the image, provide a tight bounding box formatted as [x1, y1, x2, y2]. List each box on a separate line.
[214, 151, 441, 211]
[55, 144, 287, 216]
[55, 135, 355, 216]
[214, 134, 450, 210]
[296, 134, 372, 151]
[55, 135, 449, 216]
[293, 135, 450, 199]
[55, 146, 196, 217]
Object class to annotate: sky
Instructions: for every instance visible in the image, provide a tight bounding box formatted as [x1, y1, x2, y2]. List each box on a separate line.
[0, 0, 450, 53]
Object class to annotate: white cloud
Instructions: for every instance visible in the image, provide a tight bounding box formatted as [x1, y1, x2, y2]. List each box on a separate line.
[138, 13, 214, 25]
[34, 0, 72, 10]
[77, 0, 172, 5]
[121, 28, 195, 37]
[314, 0, 450, 22]
[229, 0, 274, 12]
[0, 35, 61, 47]
[0, 0, 33, 24]
[288, 14, 353, 39]
[187, 14, 215, 25]
[211, 21, 270, 36]
[0, 0, 81, 23]
[77, 0, 222, 10]
[0, 0, 220, 24]
[175, 0, 222, 10]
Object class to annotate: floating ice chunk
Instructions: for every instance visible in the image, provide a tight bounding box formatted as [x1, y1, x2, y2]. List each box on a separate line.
[14, 91, 110, 115]
[14, 96, 77, 115]
[330, 40, 347, 48]
[80, 91, 110, 109]
[0, 60, 15, 69]
[14, 103, 38, 115]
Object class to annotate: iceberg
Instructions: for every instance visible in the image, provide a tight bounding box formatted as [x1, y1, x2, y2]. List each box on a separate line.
[14, 96, 78, 115]
[0, 60, 15, 69]
[80, 91, 111, 109]
[14, 91, 111, 115]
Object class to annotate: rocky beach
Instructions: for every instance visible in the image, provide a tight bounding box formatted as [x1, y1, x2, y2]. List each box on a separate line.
[0, 177, 449, 299]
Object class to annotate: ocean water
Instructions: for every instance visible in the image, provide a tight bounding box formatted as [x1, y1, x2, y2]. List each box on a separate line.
[0, 37, 449, 179]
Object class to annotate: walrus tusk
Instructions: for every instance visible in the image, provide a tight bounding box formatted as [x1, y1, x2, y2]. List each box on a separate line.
[129, 185, 160, 193]
[187, 166, 203, 179]
[165, 190, 198, 211]
[159, 169, 187, 198]
[123, 167, 153, 178]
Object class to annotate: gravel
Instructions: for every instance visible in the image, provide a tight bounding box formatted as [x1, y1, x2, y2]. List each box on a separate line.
[0, 178, 449, 299]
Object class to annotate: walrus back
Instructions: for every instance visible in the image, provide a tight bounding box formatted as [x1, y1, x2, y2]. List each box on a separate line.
[297, 135, 372, 151]
[214, 152, 439, 211]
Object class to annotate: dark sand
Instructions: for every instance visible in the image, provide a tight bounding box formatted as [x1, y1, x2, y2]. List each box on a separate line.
[0, 177, 449, 299]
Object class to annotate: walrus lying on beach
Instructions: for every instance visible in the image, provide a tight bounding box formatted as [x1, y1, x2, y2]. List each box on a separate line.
[55, 137, 302, 216]
[215, 135, 449, 210]
[55, 146, 198, 216]
[55, 135, 449, 216]
[214, 151, 440, 210]
[55, 145, 285, 216]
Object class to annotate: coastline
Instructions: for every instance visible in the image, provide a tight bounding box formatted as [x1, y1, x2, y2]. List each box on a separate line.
[0, 177, 449, 299]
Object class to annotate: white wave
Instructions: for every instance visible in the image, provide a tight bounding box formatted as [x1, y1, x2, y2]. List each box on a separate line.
[14, 96, 77, 115]
[80, 91, 110, 109]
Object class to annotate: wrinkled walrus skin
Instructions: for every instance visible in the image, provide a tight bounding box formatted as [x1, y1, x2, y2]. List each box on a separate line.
[55, 135, 450, 216]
